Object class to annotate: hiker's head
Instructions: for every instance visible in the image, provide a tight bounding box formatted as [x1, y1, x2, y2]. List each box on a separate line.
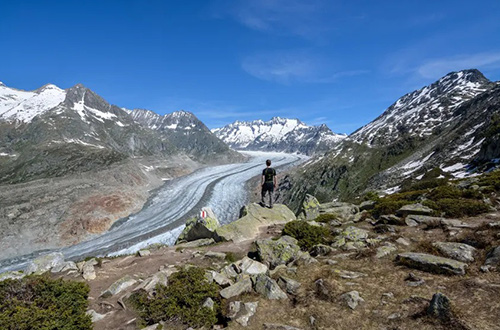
[266, 159, 271, 166]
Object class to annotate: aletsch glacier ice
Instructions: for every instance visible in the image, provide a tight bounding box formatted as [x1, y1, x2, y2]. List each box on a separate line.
[0, 151, 307, 272]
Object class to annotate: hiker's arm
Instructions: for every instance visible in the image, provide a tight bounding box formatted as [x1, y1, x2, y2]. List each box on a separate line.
[261, 175, 265, 186]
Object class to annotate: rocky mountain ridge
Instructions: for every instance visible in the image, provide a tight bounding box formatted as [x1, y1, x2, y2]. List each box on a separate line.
[213, 117, 346, 155]
[278, 69, 500, 210]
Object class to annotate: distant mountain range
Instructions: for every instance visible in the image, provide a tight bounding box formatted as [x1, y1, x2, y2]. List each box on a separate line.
[0, 82, 242, 184]
[212, 117, 346, 155]
[278, 69, 500, 210]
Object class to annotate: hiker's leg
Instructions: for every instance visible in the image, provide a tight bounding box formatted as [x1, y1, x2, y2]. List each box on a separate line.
[261, 187, 266, 204]
[269, 190, 273, 207]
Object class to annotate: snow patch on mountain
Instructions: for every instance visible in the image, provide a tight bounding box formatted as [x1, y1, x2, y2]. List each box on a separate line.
[0, 83, 66, 123]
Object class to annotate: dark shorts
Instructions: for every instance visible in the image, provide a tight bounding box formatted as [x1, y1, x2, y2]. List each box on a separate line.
[262, 182, 274, 192]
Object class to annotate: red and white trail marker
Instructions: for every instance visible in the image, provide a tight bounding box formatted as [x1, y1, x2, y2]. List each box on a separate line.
[200, 210, 207, 218]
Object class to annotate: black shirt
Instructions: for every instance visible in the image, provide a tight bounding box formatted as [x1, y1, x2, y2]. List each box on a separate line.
[262, 167, 276, 183]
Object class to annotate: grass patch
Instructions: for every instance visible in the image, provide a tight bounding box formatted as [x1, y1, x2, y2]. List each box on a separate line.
[283, 221, 331, 250]
[129, 266, 221, 328]
[0, 275, 92, 330]
[314, 213, 338, 223]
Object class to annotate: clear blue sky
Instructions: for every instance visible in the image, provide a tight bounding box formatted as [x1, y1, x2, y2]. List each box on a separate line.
[1, 0, 500, 133]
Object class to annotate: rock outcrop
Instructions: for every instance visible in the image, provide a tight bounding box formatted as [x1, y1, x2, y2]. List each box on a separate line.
[176, 207, 221, 243]
[396, 252, 467, 275]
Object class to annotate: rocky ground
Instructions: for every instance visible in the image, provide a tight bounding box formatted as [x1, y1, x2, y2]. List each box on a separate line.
[0, 155, 200, 259]
[4, 192, 500, 330]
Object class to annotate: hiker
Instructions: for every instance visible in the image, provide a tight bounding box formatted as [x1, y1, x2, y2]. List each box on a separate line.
[261, 159, 277, 208]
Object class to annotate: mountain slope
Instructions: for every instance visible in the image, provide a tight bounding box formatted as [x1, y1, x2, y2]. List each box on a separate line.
[278, 69, 500, 211]
[130, 109, 244, 163]
[213, 117, 346, 155]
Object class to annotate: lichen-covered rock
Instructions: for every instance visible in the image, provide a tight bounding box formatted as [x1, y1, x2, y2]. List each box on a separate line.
[432, 242, 476, 263]
[297, 194, 321, 220]
[376, 215, 404, 226]
[220, 277, 253, 299]
[204, 251, 227, 260]
[376, 243, 397, 259]
[175, 238, 215, 249]
[332, 226, 369, 250]
[339, 291, 365, 309]
[25, 252, 65, 275]
[100, 275, 137, 298]
[396, 203, 433, 217]
[256, 235, 301, 269]
[138, 249, 151, 257]
[264, 324, 304, 330]
[319, 202, 359, 222]
[253, 274, 288, 300]
[427, 293, 452, 321]
[359, 200, 376, 211]
[396, 252, 467, 275]
[309, 244, 334, 257]
[51, 261, 78, 273]
[216, 203, 296, 243]
[82, 258, 98, 280]
[176, 207, 221, 243]
[134, 270, 172, 293]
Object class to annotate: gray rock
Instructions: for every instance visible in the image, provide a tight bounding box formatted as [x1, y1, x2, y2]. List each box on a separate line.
[277, 276, 301, 295]
[292, 252, 319, 266]
[432, 242, 477, 263]
[377, 215, 404, 226]
[175, 238, 215, 248]
[236, 257, 269, 276]
[176, 207, 221, 243]
[86, 309, 111, 323]
[25, 252, 65, 275]
[315, 279, 331, 300]
[396, 203, 433, 216]
[229, 301, 258, 327]
[339, 291, 365, 309]
[297, 194, 321, 220]
[336, 270, 368, 279]
[482, 246, 500, 271]
[376, 243, 397, 259]
[51, 261, 78, 273]
[395, 237, 411, 246]
[138, 249, 151, 257]
[427, 293, 452, 321]
[135, 270, 171, 293]
[405, 272, 425, 286]
[220, 277, 253, 299]
[319, 202, 359, 222]
[204, 251, 227, 260]
[264, 324, 304, 330]
[209, 271, 233, 287]
[82, 259, 97, 280]
[100, 275, 137, 298]
[360, 200, 376, 211]
[202, 297, 215, 310]
[396, 252, 467, 275]
[309, 244, 334, 257]
[142, 324, 159, 330]
[256, 235, 301, 269]
[405, 217, 419, 227]
[253, 274, 288, 300]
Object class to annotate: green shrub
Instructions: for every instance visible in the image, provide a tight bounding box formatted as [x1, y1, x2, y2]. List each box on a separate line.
[225, 252, 238, 263]
[428, 198, 490, 218]
[282, 221, 330, 250]
[401, 178, 448, 192]
[428, 185, 462, 200]
[314, 213, 338, 223]
[478, 169, 500, 191]
[363, 191, 380, 202]
[129, 267, 220, 328]
[371, 200, 412, 218]
[0, 275, 92, 330]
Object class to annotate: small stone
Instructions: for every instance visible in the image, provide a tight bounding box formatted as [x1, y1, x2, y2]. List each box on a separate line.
[482, 246, 500, 272]
[336, 270, 368, 279]
[405, 272, 425, 286]
[202, 297, 214, 310]
[315, 279, 331, 300]
[427, 293, 452, 321]
[138, 249, 151, 257]
[396, 237, 410, 246]
[86, 309, 110, 323]
[340, 291, 365, 309]
[405, 217, 419, 227]
[82, 260, 97, 281]
[376, 243, 397, 259]
[264, 324, 304, 330]
[326, 259, 338, 265]
[204, 251, 227, 260]
[388, 313, 401, 320]
[310, 244, 334, 257]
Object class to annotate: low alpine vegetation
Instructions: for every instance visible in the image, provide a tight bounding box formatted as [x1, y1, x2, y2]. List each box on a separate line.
[283, 221, 331, 250]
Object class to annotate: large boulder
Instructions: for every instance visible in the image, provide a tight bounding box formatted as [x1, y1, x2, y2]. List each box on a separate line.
[432, 242, 477, 263]
[396, 203, 433, 217]
[332, 226, 369, 250]
[220, 277, 253, 299]
[297, 194, 321, 220]
[216, 203, 296, 243]
[255, 235, 301, 269]
[427, 293, 452, 321]
[235, 257, 269, 276]
[100, 275, 138, 298]
[396, 252, 467, 275]
[319, 202, 359, 222]
[228, 301, 259, 327]
[25, 252, 65, 275]
[176, 207, 221, 243]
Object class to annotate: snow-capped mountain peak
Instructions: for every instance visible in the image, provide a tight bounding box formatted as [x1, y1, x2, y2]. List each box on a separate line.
[213, 117, 346, 155]
[0, 82, 66, 123]
[350, 69, 494, 146]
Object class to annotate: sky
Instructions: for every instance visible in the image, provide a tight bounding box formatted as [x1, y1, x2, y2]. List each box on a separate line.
[1, 0, 500, 133]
